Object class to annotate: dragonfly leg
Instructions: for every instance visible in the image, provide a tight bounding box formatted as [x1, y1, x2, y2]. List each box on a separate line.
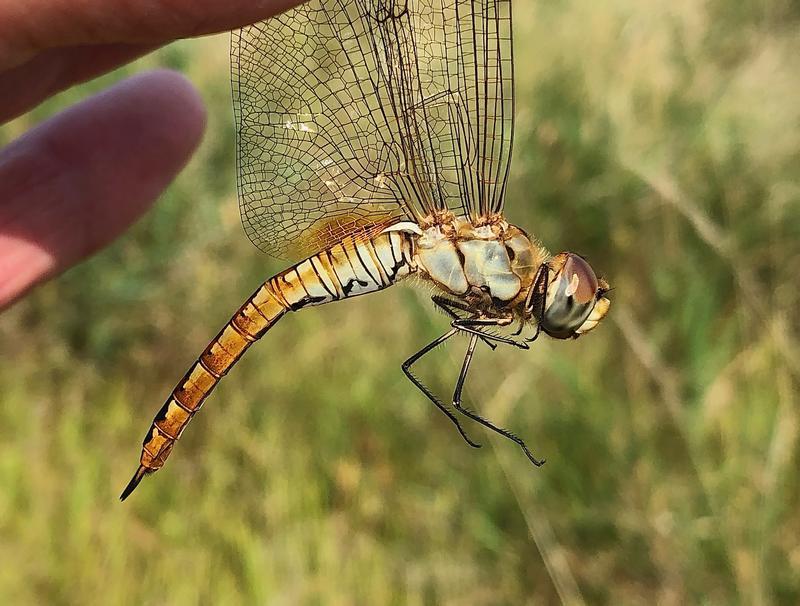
[432, 295, 496, 350]
[452, 334, 546, 467]
[402, 328, 482, 449]
[525, 264, 551, 342]
[526, 321, 543, 343]
[451, 317, 530, 350]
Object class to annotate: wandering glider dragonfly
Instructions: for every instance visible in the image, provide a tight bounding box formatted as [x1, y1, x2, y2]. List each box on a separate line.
[121, 0, 611, 500]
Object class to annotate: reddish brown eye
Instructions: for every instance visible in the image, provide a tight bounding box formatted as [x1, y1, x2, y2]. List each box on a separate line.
[540, 252, 602, 339]
[562, 254, 598, 304]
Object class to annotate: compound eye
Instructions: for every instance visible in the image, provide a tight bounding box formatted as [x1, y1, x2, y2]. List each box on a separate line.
[562, 253, 598, 305]
[540, 253, 599, 339]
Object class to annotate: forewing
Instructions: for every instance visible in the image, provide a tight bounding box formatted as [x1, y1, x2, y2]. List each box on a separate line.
[457, 0, 515, 217]
[359, 0, 515, 219]
[417, 0, 515, 218]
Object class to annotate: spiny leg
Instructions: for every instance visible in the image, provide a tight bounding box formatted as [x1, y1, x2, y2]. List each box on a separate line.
[402, 328, 481, 449]
[452, 332, 546, 467]
[452, 317, 530, 350]
[526, 263, 550, 343]
[512, 264, 549, 337]
[511, 316, 527, 337]
[432, 295, 496, 350]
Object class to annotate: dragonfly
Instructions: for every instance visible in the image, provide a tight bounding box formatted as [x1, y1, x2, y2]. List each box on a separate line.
[121, 0, 611, 500]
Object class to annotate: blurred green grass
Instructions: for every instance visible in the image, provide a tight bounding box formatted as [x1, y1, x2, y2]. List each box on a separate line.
[1, 1, 800, 604]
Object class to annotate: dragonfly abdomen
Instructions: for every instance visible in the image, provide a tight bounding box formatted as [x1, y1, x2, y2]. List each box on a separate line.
[267, 229, 415, 309]
[121, 228, 415, 500]
[120, 282, 288, 500]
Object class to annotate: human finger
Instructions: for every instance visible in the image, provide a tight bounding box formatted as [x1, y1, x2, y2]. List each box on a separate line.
[0, 69, 206, 309]
[0, 43, 153, 123]
[0, 0, 303, 70]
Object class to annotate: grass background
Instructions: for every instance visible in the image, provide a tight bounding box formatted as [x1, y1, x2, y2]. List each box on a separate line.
[2, 0, 800, 603]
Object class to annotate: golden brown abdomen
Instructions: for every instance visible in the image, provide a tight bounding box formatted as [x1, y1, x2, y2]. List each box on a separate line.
[121, 283, 287, 499]
[120, 229, 415, 500]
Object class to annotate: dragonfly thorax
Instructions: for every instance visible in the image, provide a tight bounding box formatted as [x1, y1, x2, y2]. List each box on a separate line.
[412, 214, 548, 312]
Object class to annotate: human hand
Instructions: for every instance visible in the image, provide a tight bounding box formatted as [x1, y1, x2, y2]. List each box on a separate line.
[0, 0, 302, 309]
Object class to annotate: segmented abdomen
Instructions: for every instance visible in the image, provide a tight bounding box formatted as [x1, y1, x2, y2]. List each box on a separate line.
[121, 229, 415, 499]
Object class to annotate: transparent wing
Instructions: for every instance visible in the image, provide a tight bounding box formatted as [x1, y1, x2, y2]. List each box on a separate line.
[231, 0, 514, 259]
[398, 0, 515, 219]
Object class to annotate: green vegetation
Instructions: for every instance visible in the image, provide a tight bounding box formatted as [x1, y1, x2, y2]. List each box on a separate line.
[1, 2, 799, 603]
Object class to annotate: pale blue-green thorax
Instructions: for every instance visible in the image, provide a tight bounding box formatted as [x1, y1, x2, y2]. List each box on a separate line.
[412, 216, 545, 307]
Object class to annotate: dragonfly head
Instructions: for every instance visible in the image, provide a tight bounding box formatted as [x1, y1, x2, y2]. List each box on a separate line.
[538, 252, 610, 339]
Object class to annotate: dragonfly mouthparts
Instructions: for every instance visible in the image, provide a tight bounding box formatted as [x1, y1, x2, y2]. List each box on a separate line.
[119, 465, 149, 501]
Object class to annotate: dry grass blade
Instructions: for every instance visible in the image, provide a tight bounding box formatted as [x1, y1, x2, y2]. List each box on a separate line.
[624, 164, 800, 380]
[462, 365, 586, 606]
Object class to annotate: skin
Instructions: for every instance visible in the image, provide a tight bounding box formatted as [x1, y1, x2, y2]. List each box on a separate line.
[0, 0, 304, 310]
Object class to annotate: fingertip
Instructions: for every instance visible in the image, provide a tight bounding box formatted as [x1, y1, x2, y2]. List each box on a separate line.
[106, 69, 208, 160]
[0, 69, 209, 307]
[46, 69, 210, 246]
